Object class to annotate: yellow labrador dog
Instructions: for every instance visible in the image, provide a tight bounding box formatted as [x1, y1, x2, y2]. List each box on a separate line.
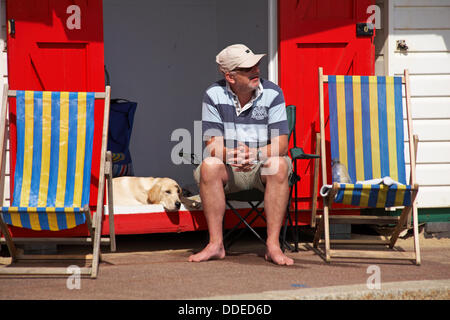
[112, 177, 182, 211]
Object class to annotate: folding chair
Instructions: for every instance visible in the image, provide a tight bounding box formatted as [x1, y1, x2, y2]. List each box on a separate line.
[223, 189, 266, 249]
[224, 105, 319, 251]
[313, 68, 420, 264]
[281, 105, 319, 252]
[0, 84, 116, 278]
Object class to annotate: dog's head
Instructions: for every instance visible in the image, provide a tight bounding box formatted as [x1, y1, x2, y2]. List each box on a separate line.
[148, 178, 182, 211]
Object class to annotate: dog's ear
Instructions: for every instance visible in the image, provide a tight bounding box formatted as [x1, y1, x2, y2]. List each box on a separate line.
[148, 184, 161, 204]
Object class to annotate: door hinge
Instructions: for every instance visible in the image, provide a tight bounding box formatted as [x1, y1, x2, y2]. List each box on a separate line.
[8, 19, 15, 36]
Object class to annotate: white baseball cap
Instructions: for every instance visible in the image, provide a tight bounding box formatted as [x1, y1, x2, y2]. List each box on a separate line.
[216, 44, 265, 73]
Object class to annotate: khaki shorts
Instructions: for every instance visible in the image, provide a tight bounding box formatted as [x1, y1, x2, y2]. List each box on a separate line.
[193, 156, 293, 194]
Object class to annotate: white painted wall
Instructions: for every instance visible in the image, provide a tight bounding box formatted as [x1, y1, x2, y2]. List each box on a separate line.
[268, 0, 278, 84]
[389, 0, 450, 208]
[103, 0, 268, 190]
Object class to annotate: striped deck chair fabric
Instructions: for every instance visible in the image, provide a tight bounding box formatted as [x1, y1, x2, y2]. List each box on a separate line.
[327, 75, 412, 208]
[1, 90, 95, 231]
[314, 68, 420, 265]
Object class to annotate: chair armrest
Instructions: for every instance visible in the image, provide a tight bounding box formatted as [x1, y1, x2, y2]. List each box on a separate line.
[105, 151, 113, 177]
[290, 147, 320, 160]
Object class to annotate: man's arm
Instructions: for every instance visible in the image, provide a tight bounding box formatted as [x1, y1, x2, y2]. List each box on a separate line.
[205, 137, 256, 171]
[256, 134, 288, 161]
[205, 134, 288, 169]
[205, 136, 227, 162]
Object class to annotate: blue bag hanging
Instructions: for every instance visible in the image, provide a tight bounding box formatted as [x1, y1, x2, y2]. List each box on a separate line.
[108, 99, 137, 177]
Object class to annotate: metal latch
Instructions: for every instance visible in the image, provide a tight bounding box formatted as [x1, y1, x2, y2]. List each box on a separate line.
[356, 23, 374, 36]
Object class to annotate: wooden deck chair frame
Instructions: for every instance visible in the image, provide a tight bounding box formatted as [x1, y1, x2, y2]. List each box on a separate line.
[0, 84, 116, 278]
[313, 68, 421, 265]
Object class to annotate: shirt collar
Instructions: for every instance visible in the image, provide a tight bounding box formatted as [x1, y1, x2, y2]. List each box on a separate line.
[226, 81, 263, 116]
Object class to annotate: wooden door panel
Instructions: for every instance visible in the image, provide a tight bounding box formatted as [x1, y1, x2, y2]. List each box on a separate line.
[6, 0, 104, 91]
[30, 42, 88, 91]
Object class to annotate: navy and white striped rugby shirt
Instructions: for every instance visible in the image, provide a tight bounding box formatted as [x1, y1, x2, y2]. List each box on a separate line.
[202, 78, 289, 149]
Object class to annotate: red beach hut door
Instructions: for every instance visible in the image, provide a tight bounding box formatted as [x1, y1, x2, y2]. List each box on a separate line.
[279, 0, 375, 218]
[6, 0, 105, 216]
[6, 0, 104, 91]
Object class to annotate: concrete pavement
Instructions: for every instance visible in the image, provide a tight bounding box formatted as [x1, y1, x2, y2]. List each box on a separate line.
[0, 229, 449, 300]
[204, 280, 450, 300]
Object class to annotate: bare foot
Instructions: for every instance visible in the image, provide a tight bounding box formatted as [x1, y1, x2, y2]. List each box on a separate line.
[265, 245, 294, 266]
[188, 243, 226, 262]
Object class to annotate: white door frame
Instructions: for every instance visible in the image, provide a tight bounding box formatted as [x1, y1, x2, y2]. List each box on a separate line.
[268, 0, 278, 84]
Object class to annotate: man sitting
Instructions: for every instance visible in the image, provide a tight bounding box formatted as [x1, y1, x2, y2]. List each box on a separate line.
[189, 44, 293, 266]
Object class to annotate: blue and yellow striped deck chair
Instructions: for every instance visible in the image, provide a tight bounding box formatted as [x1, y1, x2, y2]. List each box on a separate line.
[0, 84, 116, 278]
[313, 68, 420, 265]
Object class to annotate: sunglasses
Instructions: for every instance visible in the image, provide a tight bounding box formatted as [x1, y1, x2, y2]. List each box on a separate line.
[233, 62, 260, 73]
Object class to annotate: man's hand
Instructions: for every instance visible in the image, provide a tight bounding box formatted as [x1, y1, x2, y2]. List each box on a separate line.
[227, 142, 257, 172]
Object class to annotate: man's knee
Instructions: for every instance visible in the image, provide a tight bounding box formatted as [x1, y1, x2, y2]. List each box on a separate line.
[200, 157, 227, 183]
[261, 156, 289, 182]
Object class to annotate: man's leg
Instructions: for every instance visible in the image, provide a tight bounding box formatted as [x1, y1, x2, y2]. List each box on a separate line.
[189, 157, 228, 262]
[261, 157, 294, 265]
